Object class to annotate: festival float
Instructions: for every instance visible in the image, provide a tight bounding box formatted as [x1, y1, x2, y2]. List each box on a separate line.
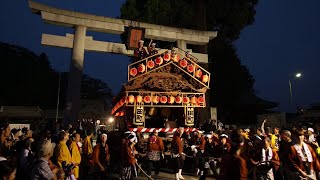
[111, 47, 211, 133]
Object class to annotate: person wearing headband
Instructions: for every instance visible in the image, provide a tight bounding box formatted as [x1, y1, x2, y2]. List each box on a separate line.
[147, 39, 158, 56]
[171, 127, 185, 180]
[219, 129, 248, 180]
[92, 133, 109, 179]
[146, 129, 164, 179]
[122, 134, 138, 180]
[133, 39, 148, 62]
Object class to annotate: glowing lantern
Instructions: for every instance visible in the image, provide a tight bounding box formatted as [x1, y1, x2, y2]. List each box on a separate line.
[175, 96, 182, 104]
[202, 74, 209, 83]
[129, 68, 138, 76]
[136, 95, 143, 103]
[195, 69, 203, 78]
[119, 111, 124, 116]
[144, 96, 151, 103]
[152, 95, 160, 104]
[138, 64, 146, 73]
[128, 95, 135, 104]
[163, 53, 171, 61]
[168, 96, 175, 104]
[187, 64, 195, 73]
[183, 97, 190, 104]
[160, 96, 168, 103]
[115, 112, 119, 116]
[147, 60, 155, 69]
[155, 57, 163, 65]
[179, 59, 188, 68]
[198, 96, 205, 104]
[191, 96, 197, 104]
[171, 55, 179, 62]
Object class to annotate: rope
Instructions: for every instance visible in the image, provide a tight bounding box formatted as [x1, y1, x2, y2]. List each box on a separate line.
[135, 162, 153, 180]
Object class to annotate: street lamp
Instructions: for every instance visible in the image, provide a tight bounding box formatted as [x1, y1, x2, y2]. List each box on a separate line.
[289, 72, 302, 112]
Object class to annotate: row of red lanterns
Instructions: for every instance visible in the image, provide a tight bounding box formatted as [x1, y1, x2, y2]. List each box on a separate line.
[129, 54, 209, 83]
[114, 111, 124, 117]
[126, 94, 205, 105]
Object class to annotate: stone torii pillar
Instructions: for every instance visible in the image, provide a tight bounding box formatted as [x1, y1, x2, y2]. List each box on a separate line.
[65, 26, 86, 124]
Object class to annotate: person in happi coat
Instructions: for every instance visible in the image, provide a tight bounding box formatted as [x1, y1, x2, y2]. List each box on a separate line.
[171, 127, 185, 180]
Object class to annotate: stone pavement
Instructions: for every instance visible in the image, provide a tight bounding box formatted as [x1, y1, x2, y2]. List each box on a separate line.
[135, 172, 215, 180]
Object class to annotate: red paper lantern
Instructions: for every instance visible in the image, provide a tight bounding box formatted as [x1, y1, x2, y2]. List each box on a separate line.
[144, 96, 151, 103]
[147, 60, 155, 69]
[198, 96, 205, 104]
[128, 95, 135, 104]
[195, 69, 203, 78]
[191, 96, 197, 104]
[179, 59, 188, 68]
[138, 64, 146, 73]
[202, 74, 209, 83]
[160, 96, 167, 103]
[119, 111, 124, 116]
[129, 68, 138, 76]
[136, 95, 143, 103]
[163, 53, 171, 61]
[155, 57, 163, 65]
[183, 97, 190, 104]
[175, 96, 182, 103]
[152, 95, 160, 104]
[187, 64, 195, 73]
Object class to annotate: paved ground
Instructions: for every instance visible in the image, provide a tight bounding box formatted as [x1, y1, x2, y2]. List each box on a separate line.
[135, 172, 215, 180]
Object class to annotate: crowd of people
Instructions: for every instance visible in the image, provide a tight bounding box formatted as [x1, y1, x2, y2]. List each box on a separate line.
[1, 119, 320, 180]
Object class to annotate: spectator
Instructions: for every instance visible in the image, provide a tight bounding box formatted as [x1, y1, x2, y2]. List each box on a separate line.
[54, 131, 72, 168]
[0, 160, 16, 180]
[30, 139, 58, 180]
[69, 133, 81, 179]
[92, 133, 110, 180]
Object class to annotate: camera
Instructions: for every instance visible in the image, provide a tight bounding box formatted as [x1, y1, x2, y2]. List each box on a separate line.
[61, 161, 75, 177]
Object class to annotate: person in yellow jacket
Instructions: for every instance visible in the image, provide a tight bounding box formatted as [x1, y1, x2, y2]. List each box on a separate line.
[54, 131, 72, 168]
[70, 133, 81, 179]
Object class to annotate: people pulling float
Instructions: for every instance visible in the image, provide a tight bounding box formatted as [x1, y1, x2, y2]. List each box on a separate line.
[146, 130, 164, 179]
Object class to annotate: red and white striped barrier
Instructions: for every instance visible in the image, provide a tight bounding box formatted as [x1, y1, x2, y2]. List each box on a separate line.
[129, 128, 198, 133]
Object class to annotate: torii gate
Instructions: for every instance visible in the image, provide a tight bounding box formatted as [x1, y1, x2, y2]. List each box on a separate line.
[28, 1, 217, 124]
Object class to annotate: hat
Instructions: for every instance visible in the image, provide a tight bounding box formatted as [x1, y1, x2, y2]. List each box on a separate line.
[244, 129, 250, 133]
[138, 40, 144, 43]
[151, 43, 156, 46]
[101, 133, 107, 138]
[308, 128, 314, 133]
[129, 135, 137, 143]
[197, 130, 204, 134]
[220, 134, 229, 139]
[11, 128, 21, 134]
[204, 134, 212, 139]
[39, 140, 55, 157]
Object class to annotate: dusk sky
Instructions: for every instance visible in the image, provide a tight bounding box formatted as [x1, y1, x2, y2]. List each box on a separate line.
[1, 0, 319, 113]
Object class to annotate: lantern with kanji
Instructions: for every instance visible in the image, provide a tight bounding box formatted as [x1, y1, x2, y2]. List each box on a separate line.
[138, 64, 146, 73]
[129, 67, 138, 76]
[179, 59, 188, 68]
[160, 96, 167, 103]
[136, 95, 143, 103]
[187, 64, 195, 73]
[152, 95, 160, 104]
[195, 69, 203, 78]
[128, 95, 135, 104]
[183, 97, 190, 104]
[175, 96, 182, 104]
[155, 57, 163, 65]
[144, 96, 151, 103]
[202, 74, 209, 83]
[147, 60, 155, 69]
